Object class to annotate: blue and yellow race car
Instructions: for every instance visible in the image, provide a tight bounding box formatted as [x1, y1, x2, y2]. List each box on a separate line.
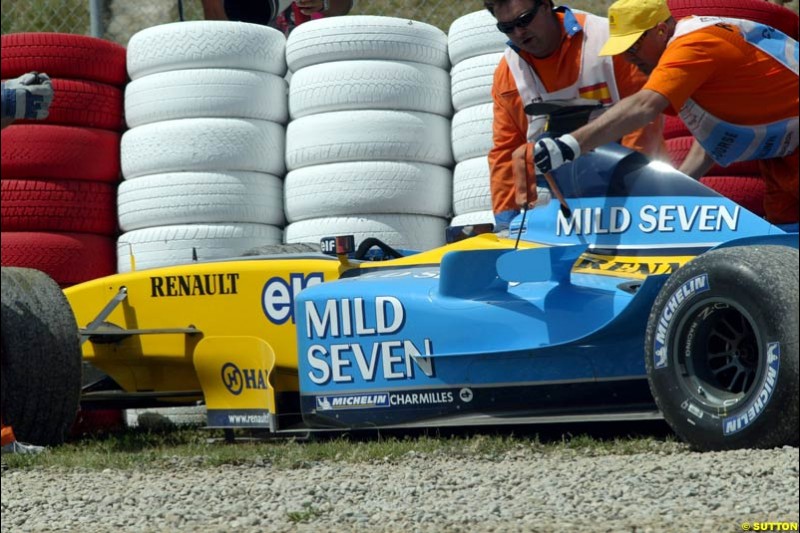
[2, 142, 796, 452]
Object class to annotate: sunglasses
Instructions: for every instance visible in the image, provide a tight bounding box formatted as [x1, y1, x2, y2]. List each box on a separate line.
[625, 30, 649, 56]
[496, 3, 542, 34]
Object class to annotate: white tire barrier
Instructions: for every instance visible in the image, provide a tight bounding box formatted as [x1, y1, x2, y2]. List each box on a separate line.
[453, 156, 492, 216]
[289, 60, 451, 119]
[284, 161, 452, 222]
[451, 53, 503, 112]
[286, 16, 449, 72]
[118, 171, 284, 231]
[127, 21, 287, 79]
[121, 118, 286, 179]
[448, 10, 508, 66]
[125, 69, 288, 128]
[451, 103, 494, 163]
[285, 110, 452, 170]
[450, 210, 496, 227]
[117, 223, 282, 272]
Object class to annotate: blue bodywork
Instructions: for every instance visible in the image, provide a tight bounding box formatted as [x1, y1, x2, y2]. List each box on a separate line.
[294, 144, 797, 428]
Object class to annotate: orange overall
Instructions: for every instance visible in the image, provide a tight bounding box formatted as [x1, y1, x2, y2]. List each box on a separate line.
[490, 10, 667, 215]
[644, 24, 799, 224]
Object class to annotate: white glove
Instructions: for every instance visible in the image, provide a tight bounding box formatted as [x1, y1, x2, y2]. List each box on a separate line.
[533, 134, 581, 175]
[1, 72, 53, 120]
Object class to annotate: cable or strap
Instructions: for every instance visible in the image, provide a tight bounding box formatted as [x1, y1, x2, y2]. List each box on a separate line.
[514, 207, 528, 249]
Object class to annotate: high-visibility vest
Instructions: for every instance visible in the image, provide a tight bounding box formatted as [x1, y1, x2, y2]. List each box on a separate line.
[505, 10, 621, 141]
[671, 16, 799, 166]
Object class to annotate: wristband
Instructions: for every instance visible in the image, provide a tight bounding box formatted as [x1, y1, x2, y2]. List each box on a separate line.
[322, 0, 330, 12]
[559, 133, 581, 159]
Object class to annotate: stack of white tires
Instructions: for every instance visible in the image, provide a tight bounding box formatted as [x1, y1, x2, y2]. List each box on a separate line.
[447, 10, 507, 228]
[283, 16, 454, 251]
[119, 22, 288, 271]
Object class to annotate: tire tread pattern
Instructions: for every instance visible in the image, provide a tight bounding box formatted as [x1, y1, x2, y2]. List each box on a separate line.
[1, 33, 127, 85]
[1, 267, 82, 445]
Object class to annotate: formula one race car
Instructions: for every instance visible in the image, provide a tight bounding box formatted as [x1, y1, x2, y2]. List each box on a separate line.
[2, 140, 797, 452]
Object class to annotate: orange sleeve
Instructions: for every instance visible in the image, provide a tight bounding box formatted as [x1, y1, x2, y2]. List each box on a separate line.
[612, 54, 668, 160]
[643, 31, 722, 114]
[644, 25, 797, 126]
[488, 56, 529, 214]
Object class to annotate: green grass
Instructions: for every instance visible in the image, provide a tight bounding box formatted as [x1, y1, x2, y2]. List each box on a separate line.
[1, 425, 686, 471]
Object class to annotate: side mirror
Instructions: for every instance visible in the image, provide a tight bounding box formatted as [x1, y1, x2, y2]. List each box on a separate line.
[319, 235, 355, 256]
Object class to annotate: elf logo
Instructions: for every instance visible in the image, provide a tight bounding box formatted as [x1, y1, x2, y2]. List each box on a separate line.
[262, 273, 324, 325]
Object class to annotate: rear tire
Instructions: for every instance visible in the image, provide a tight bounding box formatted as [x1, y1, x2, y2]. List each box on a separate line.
[1, 267, 81, 445]
[645, 245, 799, 450]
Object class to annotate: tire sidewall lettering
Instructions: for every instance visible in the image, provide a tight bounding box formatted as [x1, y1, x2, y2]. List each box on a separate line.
[652, 273, 710, 370]
[644, 245, 798, 449]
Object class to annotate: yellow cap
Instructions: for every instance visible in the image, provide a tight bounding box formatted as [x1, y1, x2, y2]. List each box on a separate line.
[599, 0, 672, 56]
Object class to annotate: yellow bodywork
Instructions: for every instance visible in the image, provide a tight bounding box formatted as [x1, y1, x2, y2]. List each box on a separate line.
[66, 256, 341, 400]
[63, 234, 693, 423]
[63, 235, 528, 408]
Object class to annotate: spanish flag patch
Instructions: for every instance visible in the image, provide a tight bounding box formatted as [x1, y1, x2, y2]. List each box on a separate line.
[579, 82, 612, 105]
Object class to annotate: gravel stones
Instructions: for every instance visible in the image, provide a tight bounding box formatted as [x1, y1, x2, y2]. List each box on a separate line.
[2, 446, 798, 532]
